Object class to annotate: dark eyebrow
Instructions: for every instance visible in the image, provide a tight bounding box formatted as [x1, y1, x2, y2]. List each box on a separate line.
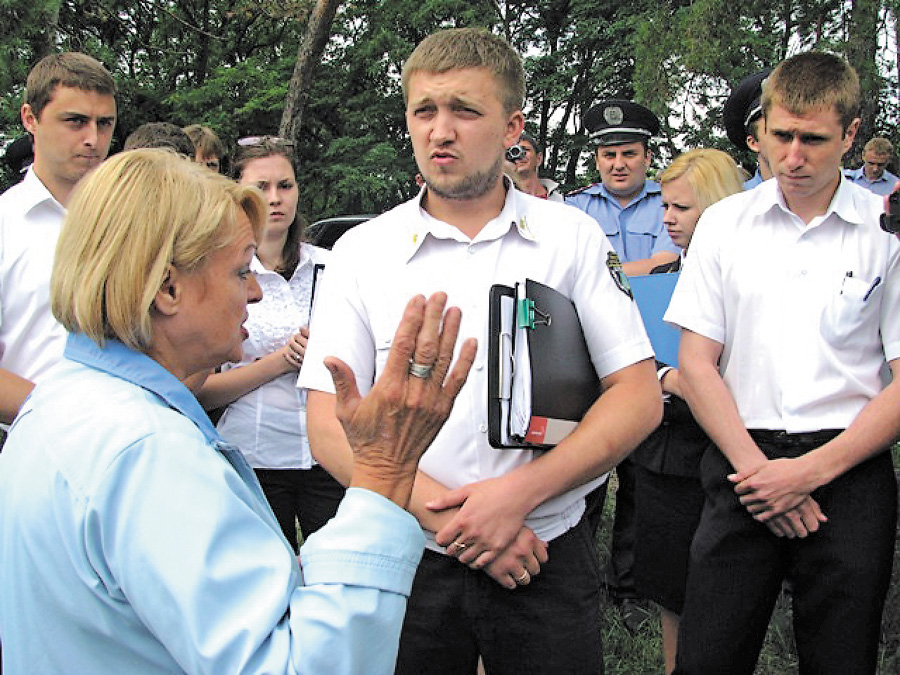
[449, 96, 480, 109]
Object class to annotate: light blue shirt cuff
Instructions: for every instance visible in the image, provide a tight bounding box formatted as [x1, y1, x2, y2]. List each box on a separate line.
[300, 487, 425, 596]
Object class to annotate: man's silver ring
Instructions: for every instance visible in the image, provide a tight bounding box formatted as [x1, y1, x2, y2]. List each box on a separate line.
[408, 360, 433, 379]
[451, 541, 468, 552]
[515, 570, 530, 584]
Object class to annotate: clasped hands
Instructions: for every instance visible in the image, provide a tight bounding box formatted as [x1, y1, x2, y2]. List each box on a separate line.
[427, 477, 549, 590]
[323, 291, 545, 585]
[729, 454, 827, 538]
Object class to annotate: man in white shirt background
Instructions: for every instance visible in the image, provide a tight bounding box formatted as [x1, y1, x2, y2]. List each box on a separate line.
[666, 52, 900, 674]
[0, 52, 117, 424]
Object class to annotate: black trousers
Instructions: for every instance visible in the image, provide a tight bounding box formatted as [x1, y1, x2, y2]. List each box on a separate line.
[674, 433, 896, 675]
[584, 456, 638, 600]
[396, 517, 604, 675]
[254, 465, 345, 553]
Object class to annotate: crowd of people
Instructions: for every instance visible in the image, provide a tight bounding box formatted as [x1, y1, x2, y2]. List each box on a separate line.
[0, 25, 898, 675]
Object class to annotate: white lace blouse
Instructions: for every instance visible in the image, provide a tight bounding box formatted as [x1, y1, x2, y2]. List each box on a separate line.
[216, 243, 329, 469]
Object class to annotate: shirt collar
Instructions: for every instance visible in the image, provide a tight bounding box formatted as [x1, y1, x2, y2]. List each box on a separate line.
[21, 166, 66, 218]
[751, 172, 868, 227]
[249, 244, 317, 278]
[404, 177, 537, 261]
[597, 178, 659, 205]
[64, 332, 221, 444]
[856, 167, 888, 184]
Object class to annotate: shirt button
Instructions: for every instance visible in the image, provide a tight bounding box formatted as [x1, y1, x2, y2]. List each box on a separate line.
[800, 270, 807, 275]
[478, 423, 487, 433]
[467, 246, 477, 255]
[475, 362, 484, 371]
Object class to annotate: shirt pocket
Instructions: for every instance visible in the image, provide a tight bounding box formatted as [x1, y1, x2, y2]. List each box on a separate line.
[820, 275, 881, 351]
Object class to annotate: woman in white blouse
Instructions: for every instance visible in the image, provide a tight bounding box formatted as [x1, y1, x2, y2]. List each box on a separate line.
[197, 136, 343, 551]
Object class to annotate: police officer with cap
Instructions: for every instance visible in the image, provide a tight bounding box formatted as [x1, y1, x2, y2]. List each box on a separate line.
[569, 99, 677, 635]
[567, 99, 678, 277]
[723, 69, 773, 189]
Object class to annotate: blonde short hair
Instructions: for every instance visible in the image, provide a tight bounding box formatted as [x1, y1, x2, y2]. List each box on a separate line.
[51, 149, 265, 351]
[658, 149, 745, 213]
[864, 137, 893, 157]
[761, 52, 860, 132]
[401, 27, 525, 115]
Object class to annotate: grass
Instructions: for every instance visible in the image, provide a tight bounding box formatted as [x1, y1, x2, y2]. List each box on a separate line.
[596, 451, 900, 674]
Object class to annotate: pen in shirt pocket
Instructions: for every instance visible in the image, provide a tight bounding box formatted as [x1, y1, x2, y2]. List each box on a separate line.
[863, 276, 882, 301]
[840, 270, 853, 295]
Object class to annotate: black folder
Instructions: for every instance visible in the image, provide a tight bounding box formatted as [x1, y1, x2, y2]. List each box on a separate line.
[487, 279, 601, 449]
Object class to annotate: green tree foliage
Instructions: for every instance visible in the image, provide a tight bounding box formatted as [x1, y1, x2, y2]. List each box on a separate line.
[1, 0, 897, 212]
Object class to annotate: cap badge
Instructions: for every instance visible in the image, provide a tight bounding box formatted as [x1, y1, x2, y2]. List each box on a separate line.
[604, 106, 624, 125]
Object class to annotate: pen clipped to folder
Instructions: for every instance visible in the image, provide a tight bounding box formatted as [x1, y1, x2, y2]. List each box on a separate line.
[487, 279, 601, 450]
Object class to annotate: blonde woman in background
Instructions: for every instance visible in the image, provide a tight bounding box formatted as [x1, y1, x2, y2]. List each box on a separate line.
[631, 149, 745, 673]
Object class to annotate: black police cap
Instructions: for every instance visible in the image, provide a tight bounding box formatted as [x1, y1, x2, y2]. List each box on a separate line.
[723, 69, 772, 151]
[584, 99, 660, 146]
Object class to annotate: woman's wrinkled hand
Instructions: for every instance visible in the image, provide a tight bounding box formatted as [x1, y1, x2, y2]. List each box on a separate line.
[324, 293, 477, 508]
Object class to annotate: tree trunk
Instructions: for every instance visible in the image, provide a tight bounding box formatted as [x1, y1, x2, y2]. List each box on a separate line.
[279, 0, 343, 146]
[845, 0, 881, 163]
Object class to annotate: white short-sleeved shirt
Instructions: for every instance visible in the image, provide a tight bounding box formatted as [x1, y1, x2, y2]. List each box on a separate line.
[299, 184, 653, 548]
[665, 176, 900, 432]
[217, 244, 329, 469]
[0, 168, 68, 383]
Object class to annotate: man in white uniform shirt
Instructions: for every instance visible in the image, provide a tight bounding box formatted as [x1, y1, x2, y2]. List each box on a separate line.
[300, 27, 661, 674]
[666, 52, 900, 675]
[0, 52, 117, 423]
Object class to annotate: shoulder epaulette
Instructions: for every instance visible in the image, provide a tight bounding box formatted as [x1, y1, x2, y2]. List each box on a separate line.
[566, 182, 600, 197]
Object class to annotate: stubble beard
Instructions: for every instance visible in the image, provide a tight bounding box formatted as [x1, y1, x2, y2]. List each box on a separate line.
[425, 155, 504, 201]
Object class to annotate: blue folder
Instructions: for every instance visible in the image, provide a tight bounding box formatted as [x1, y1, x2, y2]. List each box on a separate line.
[630, 273, 681, 367]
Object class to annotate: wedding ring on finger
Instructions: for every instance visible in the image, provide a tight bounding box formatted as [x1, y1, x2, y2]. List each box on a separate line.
[408, 360, 433, 379]
[450, 541, 468, 554]
[515, 570, 530, 585]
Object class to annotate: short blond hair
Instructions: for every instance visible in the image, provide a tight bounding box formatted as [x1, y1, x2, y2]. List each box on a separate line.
[51, 149, 265, 351]
[401, 27, 525, 115]
[864, 137, 893, 157]
[658, 149, 745, 213]
[761, 52, 860, 132]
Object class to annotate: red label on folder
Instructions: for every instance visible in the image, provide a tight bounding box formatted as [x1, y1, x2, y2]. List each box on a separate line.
[526, 417, 548, 443]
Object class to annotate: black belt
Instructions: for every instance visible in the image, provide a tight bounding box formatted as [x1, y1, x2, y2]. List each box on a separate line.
[748, 429, 843, 446]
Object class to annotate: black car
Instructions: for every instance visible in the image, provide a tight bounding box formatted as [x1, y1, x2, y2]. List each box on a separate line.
[305, 215, 374, 250]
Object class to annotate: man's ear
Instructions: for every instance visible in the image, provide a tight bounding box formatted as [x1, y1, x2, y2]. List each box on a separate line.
[153, 266, 180, 316]
[505, 110, 525, 148]
[746, 134, 761, 153]
[21, 104, 38, 135]
[842, 117, 861, 152]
